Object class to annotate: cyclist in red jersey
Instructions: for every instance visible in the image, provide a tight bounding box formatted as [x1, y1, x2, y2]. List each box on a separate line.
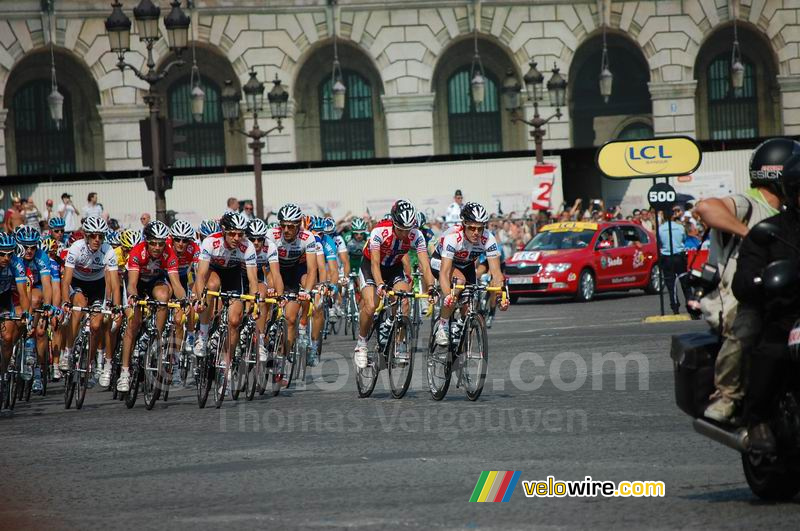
[354, 200, 435, 369]
[115, 221, 185, 392]
[167, 219, 200, 364]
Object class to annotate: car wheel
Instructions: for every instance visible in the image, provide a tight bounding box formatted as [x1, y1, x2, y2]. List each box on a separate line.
[574, 269, 595, 302]
[509, 294, 519, 305]
[645, 264, 662, 295]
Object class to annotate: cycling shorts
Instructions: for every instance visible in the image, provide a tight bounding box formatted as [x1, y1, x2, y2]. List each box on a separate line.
[280, 262, 307, 292]
[210, 266, 244, 294]
[359, 258, 408, 290]
[0, 290, 14, 313]
[137, 276, 169, 299]
[72, 278, 106, 305]
[430, 251, 477, 286]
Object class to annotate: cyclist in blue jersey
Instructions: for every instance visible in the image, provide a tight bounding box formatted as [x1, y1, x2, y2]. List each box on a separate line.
[47, 217, 70, 246]
[308, 217, 337, 366]
[0, 233, 30, 375]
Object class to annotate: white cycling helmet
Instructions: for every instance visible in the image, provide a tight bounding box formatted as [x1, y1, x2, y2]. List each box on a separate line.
[278, 203, 303, 223]
[170, 219, 195, 239]
[461, 202, 489, 224]
[220, 211, 249, 231]
[144, 220, 170, 241]
[83, 216, 108, 234]
[247, 218, 269, 238]
[390, 199, 417, 230]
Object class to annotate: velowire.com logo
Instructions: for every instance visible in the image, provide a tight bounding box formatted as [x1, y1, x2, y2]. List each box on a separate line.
[469, 471, 521, 503]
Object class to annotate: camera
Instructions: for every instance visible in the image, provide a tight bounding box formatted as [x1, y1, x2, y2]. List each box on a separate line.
[686, 263, 720, 318]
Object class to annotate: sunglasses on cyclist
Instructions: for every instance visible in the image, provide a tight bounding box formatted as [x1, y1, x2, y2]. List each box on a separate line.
[0, 251, 14, 258]
[86, 233, 105, 240]
[51, 228, 64, 233]
[147, 240, 166, 247]
[23, 244, 38, 251]
[226, 231, 245, 238]
[251, 237, 265, 243]
[464, 224, 484, 232]
[173, 238, 192, 244]
[280, 223, 299, 230]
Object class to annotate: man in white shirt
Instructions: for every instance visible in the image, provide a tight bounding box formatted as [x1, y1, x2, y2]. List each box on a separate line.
[225, 197, 239, 214]
[444, 189, 463, 227]
[57, 193, 80, 232]
[83, 192, 104, 220]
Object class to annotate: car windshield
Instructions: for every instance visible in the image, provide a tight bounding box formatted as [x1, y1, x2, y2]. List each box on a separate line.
[525, 230, 595, 251]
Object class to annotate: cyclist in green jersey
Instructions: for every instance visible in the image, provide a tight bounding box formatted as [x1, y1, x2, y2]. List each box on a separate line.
[343, 218, 369, 272]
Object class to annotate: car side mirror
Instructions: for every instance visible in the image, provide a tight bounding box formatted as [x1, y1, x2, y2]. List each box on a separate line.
[762, 259, 799, 292]
[749, 221, 780, 246]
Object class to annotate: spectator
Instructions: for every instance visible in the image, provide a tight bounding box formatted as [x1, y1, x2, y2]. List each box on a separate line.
[242, 200, 255, 221]
[658, 207, 688, 315]
[140, 212, 151, 230]
[225, 197, 238, 214]
[83, 192, 104, 220]
[4, 196, 24, 233]
[640, 209, 656, 232]
[43, 198, 54, 225]
[23, 197, 41, 230]
[57, 193, 81, 232]
[444, 189, 463, 227]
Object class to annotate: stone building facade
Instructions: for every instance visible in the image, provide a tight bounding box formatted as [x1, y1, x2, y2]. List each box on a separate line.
[0, 0, 798, 177]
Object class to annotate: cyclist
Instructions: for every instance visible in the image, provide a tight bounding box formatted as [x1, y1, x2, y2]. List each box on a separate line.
[0, 233, 30, 376]
[432, 202, 508, 347]
[306, 216, 337, 367]
[354, 200, 435, 368]
[323, 217, 349, 317]
[47, 217, 69, 246]
[266, 204, 318, 376]
[113, 221, 185, 391]
[60, 217, 121, 385]
[192, 212, 259, 376]
[39, 237, 66, 379]
[344, 218, 369, 274]
[16, 226, 53, 393]
[245, 218, 283, 360]
[107, 230, 121, 250]
[167, 219, 199, 357]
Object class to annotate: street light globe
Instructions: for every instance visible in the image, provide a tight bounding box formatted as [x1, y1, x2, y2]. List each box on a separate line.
[243, 70, 265, 114]
[220, 79, 241, 123]
[105, 0, 132, 54]
[164, 0, 190, 52]
[267, 74, 289, 121]
[501, 69, 522, 112]
[132, 0, 161, 41]
[731, 59, 745, 90]
[546, 66, 567, 109]
[48, 86, 64, 128]
[471, 71, 485, 107]
[332, 77, 346, 119]
[191, 84, 205, 122]
[599, 66, 613, 103]
[523, 60, 544, 102]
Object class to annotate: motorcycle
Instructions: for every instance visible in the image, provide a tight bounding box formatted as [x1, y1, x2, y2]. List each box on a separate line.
[671, 220, 800, 501]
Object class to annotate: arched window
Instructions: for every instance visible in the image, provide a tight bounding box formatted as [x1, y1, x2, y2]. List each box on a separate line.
[706, 53, 758, 140]
[167, 77, 225, 168]
[446, 68, 502, 154]
[13, 80, 75, 175]
[617, 122, 653, 140]
[318, 71, 375, 161]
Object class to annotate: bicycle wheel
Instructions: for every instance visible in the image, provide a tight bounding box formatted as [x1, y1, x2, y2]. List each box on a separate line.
[74, 335, 91, 410]
[348, 293, 358, 341]
[426, 323, 452, 401]
[230, 339, 247, 402]
[212, 328, 228, 408]
[461, 315, 489, 401]
[387, 316, 414, 399]
[245, 332, 259, 401]
[355, 344, 379, 398]
[195, 354, 212, 408]
[142, 334, 162, 410]
[63, 359, 75, 409]
[41, 343, 51, 397]
[269, 320, 288, 396]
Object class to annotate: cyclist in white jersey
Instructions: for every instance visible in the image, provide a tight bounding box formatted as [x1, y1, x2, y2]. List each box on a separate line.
[192, 212, 259, 373]
[59, 217, 121, 375]
[354, 200, 435, 368]
[245, 218, 283, 361]
[433, 202, 508, 346]
[266, 204, 319, 367]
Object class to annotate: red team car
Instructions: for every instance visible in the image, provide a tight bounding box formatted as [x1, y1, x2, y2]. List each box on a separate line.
[504, 221, 661, 303]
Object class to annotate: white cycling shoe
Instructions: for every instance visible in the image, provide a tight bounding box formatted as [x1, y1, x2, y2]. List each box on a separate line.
[193, 336, 207, 358]
[99, 365, 112, 388]
[353, 345, 368, 369]
[117, 370, 131, 392]
[435, 325, 449, 347]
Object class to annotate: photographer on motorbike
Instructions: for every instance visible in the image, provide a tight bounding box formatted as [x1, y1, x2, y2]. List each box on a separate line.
[732, 138, 800, 453]
[693, 138, 786, 422]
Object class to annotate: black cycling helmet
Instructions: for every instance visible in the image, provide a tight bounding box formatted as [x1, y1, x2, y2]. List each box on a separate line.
[390, 199, 417, 229]
[461, 202, 489, 224]
[220, 211, 248, 231]
[749, 138, 800, 201]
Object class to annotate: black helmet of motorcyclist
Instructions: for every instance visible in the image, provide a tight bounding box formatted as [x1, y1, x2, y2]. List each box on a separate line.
[749, 138, 800, 206]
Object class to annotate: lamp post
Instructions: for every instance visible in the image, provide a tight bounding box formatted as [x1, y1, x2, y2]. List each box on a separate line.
[503, 63, 567, 164]
[105, 0, 190, 223]
[221, 71, 289, 219]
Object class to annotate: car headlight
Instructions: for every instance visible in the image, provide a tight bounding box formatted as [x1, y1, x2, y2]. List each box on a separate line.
[544, 263, 571, 274]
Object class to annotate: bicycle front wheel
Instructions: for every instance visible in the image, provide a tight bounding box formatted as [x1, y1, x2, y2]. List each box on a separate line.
[461, 315, 489, 401]
[245, 333, 259, 401]
[142, 335, 162, 410]
[74, 336, 91, 410]
[269, 320, 288, 396]
[387, 317, 414, 399]
[195, 355, 212, 408]
[213, 329, 228, 408]
[426, 324, 451, 401]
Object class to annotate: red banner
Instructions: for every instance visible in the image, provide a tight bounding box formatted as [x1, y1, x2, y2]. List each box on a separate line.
[532, 163, 557, 211]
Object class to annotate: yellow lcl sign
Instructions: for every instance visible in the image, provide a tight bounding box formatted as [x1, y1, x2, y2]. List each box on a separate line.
[596, 136, 702, 179]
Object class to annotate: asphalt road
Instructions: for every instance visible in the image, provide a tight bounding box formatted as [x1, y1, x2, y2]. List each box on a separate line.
[2, 292, 799, 530]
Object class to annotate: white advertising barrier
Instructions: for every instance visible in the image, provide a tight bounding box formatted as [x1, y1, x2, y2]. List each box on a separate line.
[6, 156, 562, 229]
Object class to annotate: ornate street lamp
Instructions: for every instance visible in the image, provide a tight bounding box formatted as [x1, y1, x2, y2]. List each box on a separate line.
[599, 24, 613, 103]
[523, 60, 544, 102]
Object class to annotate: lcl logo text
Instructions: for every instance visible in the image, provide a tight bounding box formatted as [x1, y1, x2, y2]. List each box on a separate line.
[627, 145, 672, 160]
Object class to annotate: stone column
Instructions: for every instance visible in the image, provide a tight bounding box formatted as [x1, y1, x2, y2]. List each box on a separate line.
[648, 81, 697, 137]
[381, 93, 435, 158]
[97, 104, 149, 171]
[0, 109, 7, 176]
[778, 75, 800, 136]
